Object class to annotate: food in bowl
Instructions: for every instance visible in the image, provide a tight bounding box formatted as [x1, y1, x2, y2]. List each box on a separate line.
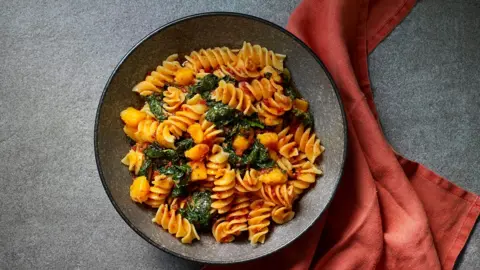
[119, 42, 325, 245]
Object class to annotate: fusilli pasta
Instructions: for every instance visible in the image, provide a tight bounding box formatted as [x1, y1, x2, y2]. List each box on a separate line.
[120, 42, 325, 245]
[152, 204, 200, 244]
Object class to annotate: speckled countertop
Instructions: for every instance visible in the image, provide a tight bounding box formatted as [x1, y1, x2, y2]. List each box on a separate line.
[0, 0, 478, 269]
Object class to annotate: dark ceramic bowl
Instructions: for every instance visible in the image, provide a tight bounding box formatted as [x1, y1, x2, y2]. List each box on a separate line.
[95, 12, 346, 264]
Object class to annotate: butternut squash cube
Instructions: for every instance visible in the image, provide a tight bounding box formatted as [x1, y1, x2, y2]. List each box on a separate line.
[189, 161, 207, 181]
[120, 107, 147, 127]
[130, 176, 150, 203]
[175, 68, 195, 86]
[258, 168, 287, 185]
[293, 99, 309, 112]
[187, 123, 204, 144]
[257, 132, 279, 149]
[233, 135, 250, 155]
[185, 144, 210, 161]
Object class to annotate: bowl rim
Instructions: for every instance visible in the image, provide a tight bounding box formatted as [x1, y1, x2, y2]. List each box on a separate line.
[94, 11, 347, 264]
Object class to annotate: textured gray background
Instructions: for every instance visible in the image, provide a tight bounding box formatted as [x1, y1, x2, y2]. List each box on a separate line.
[0, 0, 477, 269]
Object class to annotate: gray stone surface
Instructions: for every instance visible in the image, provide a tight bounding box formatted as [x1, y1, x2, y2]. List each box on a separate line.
[0, 0, 477, 269]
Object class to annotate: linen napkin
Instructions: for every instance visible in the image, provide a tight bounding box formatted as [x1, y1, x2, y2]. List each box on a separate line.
[206, 0, 479, 269]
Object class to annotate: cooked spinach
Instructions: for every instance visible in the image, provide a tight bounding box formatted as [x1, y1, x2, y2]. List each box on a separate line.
[159, 164, 191, 197]
[205, 102, 237, 126]
[179, 190, 212, 229]
[137, 158, 152, 177]
[224, 146, 244, 168]
[241, 113, 264, 129]
[293, 109, 314, 127]
[146, 94, 167, 121]
[144, 143, 179, 160]
[284, 85, 300, 100]
[244, 140, 275, 169]
[190, 74, 219, 100]
[175, 138, 194, 154]
[145, 139, 193, 162]
[264, 72, 272, 79]
[223, 140, 274, 169]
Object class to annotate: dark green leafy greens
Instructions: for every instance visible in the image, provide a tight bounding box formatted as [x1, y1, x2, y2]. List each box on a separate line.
[205, 102, 237, 126]
[179, 190, 212, 229]
[189, 74, 219, 100]
[264, 72, 272, 79]
[244, 140, 275, 169]
[144, 143, 179, 161]
[293, 108, 314, 127]
[223, 140, 275, 170]
[281, 68, 291, 84]
[241, 114, 264, 129]
[146, 94, 167, 121]
[284, 85, 300, 100]
[175, 138, 194, 154]
[144, 139, 194, 162]
[159, 164, 191, 197]
[224, 146, 243, 167]
[137, 159, 152, 177]
[281, 68, 300, 100]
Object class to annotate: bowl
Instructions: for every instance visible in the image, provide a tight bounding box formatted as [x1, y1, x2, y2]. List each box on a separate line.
[94, 12, 346, 264]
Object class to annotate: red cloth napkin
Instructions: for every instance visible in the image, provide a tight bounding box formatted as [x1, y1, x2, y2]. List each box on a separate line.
[206, 0, 480, 269]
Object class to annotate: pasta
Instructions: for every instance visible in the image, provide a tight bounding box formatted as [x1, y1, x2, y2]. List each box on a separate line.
[248, 199, 275, 244]
[119, 43, 325, 245]
[211, 169, 236, 214]
[145, 174, 174, 208]
[211, 80, 256, 115]
[162, 86, 186, 113]
[152, 204, 200, 244]
[121, 144, 145, 175]
[133, 54, 182, 96]
[271, 206, 295, 224]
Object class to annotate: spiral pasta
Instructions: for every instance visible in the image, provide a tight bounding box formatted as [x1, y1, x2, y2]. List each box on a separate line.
[271, 206, 295, 224]
[133, 54, 181, 96]
[277, 127, 299, 158]
[199, 115, 224, 144]
[145, 174, 174, 208]
[235, 169, 262, 193]
[162, 86, 186, 113]
[225, 195, 250, 235]
[290, 156, 323, 195]
[206, 144, 230, 182]
[184, 47, 238, 72]
[258, 183, 295, 208]
[155, 94, 208, 148]
[276, 157, 294, 177]
[212, 217, 235, 243]
[121, 145, 145, 175]
[152, 204, 200, 244]
[135, 119, 159, 143]
[211, 169, 236, 214]
[248, 199, 275, 245]
[237, 42, 286, 71]
[121, 42, 326, 245]
[167, 197, 188, 211]
[211, 80, 256, 115]
[238, 78, 277, 102]
[293, 124, 325, 163]
[166, 97, 208, 138]
[255, 92, 292, 126]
